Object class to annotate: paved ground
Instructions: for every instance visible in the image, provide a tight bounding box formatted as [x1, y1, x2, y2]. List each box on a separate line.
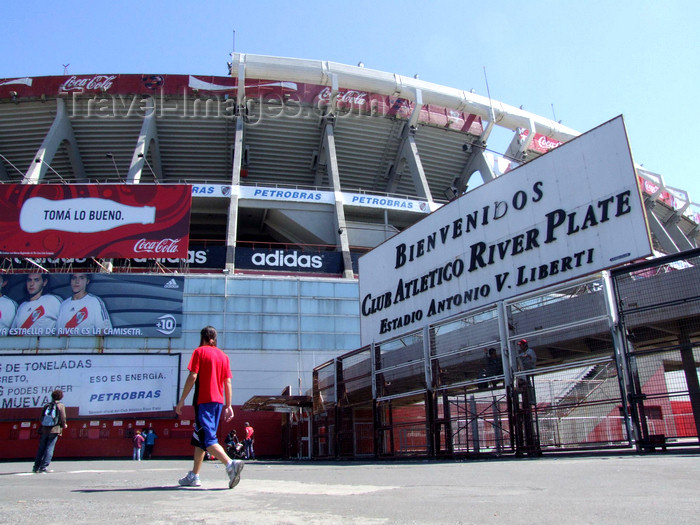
[1, 453, 698, 524]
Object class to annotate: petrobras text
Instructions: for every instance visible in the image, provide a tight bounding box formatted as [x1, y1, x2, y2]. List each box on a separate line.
[344, 193, 431, 213]
[238, 186, 334, 204]
[191, 184, 232, 197]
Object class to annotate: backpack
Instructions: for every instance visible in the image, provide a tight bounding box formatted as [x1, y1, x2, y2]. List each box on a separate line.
[41, 402, 60, 427]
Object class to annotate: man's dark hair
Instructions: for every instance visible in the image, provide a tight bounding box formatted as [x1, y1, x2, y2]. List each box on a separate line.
[27, 273, 50, 285]
[51, 389, 63, 401]
[200, 325, 217, 346]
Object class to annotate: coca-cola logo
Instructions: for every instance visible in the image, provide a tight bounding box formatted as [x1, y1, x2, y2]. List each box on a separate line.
[518, 129, 562, 153]
[318, 87, 368, 105]
[133, 238, 181, 254]
[59, 75, 117, 93]
[535, 135, 562, 151]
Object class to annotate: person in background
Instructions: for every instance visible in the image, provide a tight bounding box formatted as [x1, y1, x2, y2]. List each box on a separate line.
[133, 429, 145, 461]
[517, 339, 536, 372]
[244, 422, 255, 460]
[144, 429, 157, 459]
[33, 389, 67, 473]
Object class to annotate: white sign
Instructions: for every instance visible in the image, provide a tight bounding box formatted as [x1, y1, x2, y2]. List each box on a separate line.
[343, 193, 433, 213]
[359, 117, 652, 344]
[0, 353, 179, 416]
[19, 197, 155, 233]
[239, 186, 334, 204]
[191, 184, 232, 197]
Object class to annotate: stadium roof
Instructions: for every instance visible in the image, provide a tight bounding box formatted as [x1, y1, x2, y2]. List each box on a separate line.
[1, 53, 698, 253]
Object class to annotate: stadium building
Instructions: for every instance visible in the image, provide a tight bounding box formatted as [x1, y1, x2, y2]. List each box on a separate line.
[0, 54, 698, 459]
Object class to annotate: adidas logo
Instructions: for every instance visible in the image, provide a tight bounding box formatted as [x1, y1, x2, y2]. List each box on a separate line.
[164, 279, 179, 289]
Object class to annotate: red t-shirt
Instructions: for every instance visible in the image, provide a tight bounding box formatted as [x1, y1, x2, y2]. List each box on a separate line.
[187, 345, 232, 405]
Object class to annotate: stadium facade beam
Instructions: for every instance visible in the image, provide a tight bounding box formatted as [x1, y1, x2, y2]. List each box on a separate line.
[645, 205, 680, 253]
[453, 146, 496, 196]
[0, 160, 8, 181]
[385, 125, 434, 203]
[385, 89, 434, 203]
[662, 213, 695, 251]
[126, 97, 161, 184]
[225, 58, 247, 273]
[231, 53, 578, 143]
[504, 117, 536, 162]
[23, 98, 86, 184]
[320, 117, 354, 279]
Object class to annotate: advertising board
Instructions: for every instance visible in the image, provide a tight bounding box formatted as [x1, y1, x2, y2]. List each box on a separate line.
[0, 184, 191, 259]
[0, 353, 179, 416]
[359, 117, 652, 344]
[0, 274, 183, 338]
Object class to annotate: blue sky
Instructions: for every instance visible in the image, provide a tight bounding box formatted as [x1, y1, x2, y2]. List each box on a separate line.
[2, 0, 698, 205]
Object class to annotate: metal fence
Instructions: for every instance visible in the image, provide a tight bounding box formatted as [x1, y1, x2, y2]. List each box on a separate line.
[612, 248, 700, 450]
[312, 248, 700, 458]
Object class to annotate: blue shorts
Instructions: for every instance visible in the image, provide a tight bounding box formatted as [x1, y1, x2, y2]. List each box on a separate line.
[191, 402, 222, 450]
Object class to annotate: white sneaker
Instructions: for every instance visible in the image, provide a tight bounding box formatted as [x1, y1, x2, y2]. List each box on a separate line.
[178, 471, 201, 487]
[226, 460, 244, 489]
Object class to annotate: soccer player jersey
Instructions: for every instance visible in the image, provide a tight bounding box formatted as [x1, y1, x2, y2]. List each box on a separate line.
[11, 294, 61, 332]
[56, 293, 112, 333]
[0, 295, 18, 332]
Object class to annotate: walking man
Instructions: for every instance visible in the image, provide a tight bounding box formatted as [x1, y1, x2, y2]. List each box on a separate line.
[175, 326, 244, 488]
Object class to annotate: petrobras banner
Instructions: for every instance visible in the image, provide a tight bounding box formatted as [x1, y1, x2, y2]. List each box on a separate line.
[0, 184, 192, 258]
[235, 247, 360, 274]
[359, 117, 653, 345]
[1, 274, 183, 338]
[191, 184, 232, 198]
[239, 186, 335, 205]
[343, 193, 433, 213]
[0, 353, 179, 416]
[196, 184, 434, 215]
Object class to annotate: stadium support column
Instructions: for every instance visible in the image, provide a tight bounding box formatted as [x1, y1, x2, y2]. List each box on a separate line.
[224, 59, 247, 273]
[321, 117, 355, 279]
[451, 146, 496, 197]
[225, 111, 245, 273]
[385, 89, 435, 205]
[24, 98, 86, 184]
[127, 97, 161, 184]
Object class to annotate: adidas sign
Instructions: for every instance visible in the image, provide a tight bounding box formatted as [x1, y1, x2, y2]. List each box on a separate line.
[164, 279, 179, 289]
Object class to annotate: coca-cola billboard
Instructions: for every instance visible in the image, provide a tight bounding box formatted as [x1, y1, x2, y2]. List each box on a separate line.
[0, 184, 191, 258]
[518, 129, 564, 154]
[59, 75, 118, 93]
[0, 74, 483, 133]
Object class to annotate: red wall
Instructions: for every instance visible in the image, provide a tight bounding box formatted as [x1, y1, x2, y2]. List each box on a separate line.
[0, 406, 283, 460]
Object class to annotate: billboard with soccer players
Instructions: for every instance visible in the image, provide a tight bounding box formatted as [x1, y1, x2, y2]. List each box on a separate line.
[0, 273, 183, 337]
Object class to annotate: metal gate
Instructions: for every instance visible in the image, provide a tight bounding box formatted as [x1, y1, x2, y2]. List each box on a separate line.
[612, 248, 700, 450]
